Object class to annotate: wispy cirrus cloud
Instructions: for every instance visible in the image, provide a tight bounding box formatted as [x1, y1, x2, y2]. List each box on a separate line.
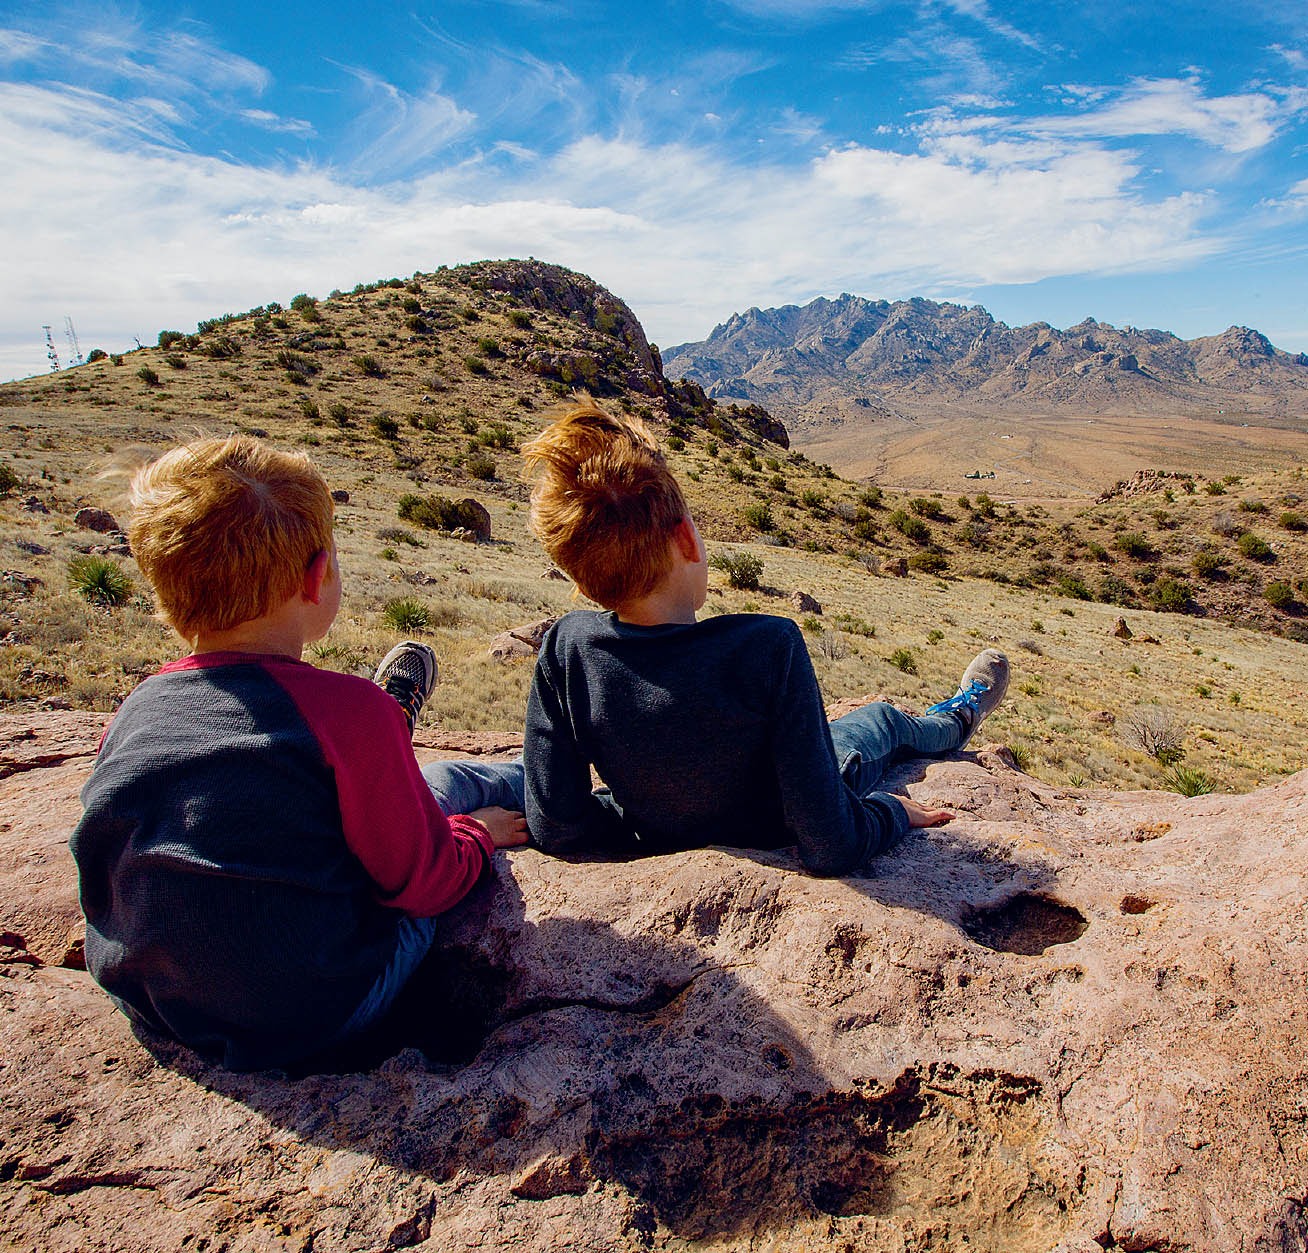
[240, 108, 315, 137]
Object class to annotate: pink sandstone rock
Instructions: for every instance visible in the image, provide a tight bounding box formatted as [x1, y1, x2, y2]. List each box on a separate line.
[1, 710, 1306, 1252]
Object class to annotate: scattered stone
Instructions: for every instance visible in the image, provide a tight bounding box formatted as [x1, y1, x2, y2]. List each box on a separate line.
[74, 507, 120, 533]
[488, 616, 560, 662]
[1, 571, 42, 594]
[882, 557, 908, 577]
[541, 566, 569, 581]
[331, 490, 350, 504]
[15, 540, 49, 556]
[61, 923, 86, 971]
[20, 495, 48, 514]
[1112, 617, 1133, 639]
[456, 497, 492, 542]
[791, 591, 822, 614]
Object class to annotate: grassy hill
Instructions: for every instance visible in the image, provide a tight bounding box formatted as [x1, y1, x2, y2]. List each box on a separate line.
[1, 259, 1305, 796]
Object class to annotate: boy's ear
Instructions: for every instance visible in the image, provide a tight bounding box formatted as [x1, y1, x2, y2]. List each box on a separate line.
[672, 515, 705, 563]
[303, 549, 330, 604]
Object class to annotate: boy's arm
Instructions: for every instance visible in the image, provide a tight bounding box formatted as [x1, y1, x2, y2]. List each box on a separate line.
[769, 625, 907, 877]
[524, 661, 632, 854]
[275, 669, 493, 916]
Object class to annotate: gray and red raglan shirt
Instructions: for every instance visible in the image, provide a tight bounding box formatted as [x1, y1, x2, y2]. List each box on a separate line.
[70, 651, 493, 1072]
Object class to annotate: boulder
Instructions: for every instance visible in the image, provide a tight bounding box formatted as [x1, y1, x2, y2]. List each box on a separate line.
[882, 556, 908, 577]
[73, 507, 120, 533]
[488, 616, 560, 662]
[790, 592, 822, 614]
[541, 567, 569, 581]
[20, 495, 49, 513]
[457, 497, 492, 543]
[2, 710, 1307, 1252]
[1112, 617, 1133, 639]
[331, 489, 350, 505]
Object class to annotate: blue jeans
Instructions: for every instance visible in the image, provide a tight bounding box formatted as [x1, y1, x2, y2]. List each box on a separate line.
[829, 702, 964, 797]
[334, 758, 524, 1042]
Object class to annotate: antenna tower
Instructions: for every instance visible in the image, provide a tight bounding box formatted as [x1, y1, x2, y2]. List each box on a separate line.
[43, 326, 60, 372]
[63, 317, 83, 368]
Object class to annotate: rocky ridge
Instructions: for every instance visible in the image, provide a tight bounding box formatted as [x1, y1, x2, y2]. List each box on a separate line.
[3, 711, 1307, 1252]
[663, 294, 1308, 431]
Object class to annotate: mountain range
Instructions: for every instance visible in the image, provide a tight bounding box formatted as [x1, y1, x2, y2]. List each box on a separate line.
[663, 295, 1308, 435]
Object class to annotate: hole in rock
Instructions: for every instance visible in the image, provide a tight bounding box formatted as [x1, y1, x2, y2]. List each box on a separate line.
[961, 893, 1088, 955]
[1119, 894, 1154, 915]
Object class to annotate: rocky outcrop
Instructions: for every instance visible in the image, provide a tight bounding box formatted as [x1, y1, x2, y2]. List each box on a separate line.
[2, 711, 1307, 1252]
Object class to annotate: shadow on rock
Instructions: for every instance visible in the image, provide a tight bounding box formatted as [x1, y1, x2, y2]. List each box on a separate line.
[141, 872, 936, 1243]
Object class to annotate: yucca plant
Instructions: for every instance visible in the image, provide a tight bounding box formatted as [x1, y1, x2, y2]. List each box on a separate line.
[382, 598, 430, 632]
[68, 556, 133, 607]
[1161, 765, 1217, 797]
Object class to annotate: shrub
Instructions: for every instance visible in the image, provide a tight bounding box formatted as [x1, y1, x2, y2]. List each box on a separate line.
[1150, 576, 1191, 613]
[1114, 531, 1153, 559]
[401, 297, 421, 314]
[507, 309, 532, 329]
[86, 348, 108, 363]
[800, 489, 824, 511]
[465, 452, 496, 480]
[137, 366, 160, 386]
[910, 497, 942, 518]
[1265, 580, 1295, 610]
[352, 354, 385, 377]
[1161, 765, 1217, 796]
[1192, 549, 1224, 580]
[290, 293, 317, 312]
[666, 436, 685, 452]
[327, 402, 351, 425]
[1280, 510, 1306, 531]
[464, 355, 488, 375]
[1122, 706, 1187, 764]
[858, 486, 883, 509]
[741, 503, 774, 532]
[476, 337, 502, 357]
[479, 423, 515, 450]
[1238, 499, 1266, 513]
[887, 647, 918, 675]
[1211, 511, 1242, 537]
[398, 493, 486, 533]
[1237, 531, 1272, 561]
[68, 556, 133, 607]
[907, 551, 948, 573]
[157, 330, 185, 349]
[1204, 481, 1225, 495]
[382, 598, 430, 632]
[709, 551, 763, 590]
[1056, 574, 1091, 600]
[371, 415, 399, 440]
[0, 463, 20, 495]
[889, 510, 930, 544]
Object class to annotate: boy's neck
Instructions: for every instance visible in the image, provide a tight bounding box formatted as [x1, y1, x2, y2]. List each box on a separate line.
[612, 583, 700, 627]
[191, 602, 313, 660]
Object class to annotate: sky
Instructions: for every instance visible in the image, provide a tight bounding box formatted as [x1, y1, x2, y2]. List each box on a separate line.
[4, 0, 1308, 380]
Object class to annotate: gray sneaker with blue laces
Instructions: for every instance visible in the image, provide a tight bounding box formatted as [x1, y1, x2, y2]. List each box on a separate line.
[925, 648, 1009, 748]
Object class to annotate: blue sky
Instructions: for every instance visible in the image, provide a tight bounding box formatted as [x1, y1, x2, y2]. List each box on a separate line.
[4, 0, 1308, 379]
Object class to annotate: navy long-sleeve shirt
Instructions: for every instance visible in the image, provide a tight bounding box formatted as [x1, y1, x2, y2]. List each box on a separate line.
[523, 611, 907, 876]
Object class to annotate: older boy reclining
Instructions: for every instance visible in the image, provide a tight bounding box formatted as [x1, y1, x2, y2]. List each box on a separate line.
[520, 402, 1008, 875]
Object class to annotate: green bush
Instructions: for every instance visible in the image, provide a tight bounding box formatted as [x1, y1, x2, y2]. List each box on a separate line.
[157, 330, 185, 349]
[1150, 576, 1191, 613]
[887, 647, 918, 675]
[1238, 498, 1266, 513]
[1161, 765, 1217, 796]
[1265, 580, 1295, 610]
[68, 556, 133, 607]
[382, 598, 430, 632]
[86, 348, 108, 363]
[1056, 574, 1091, 600]
[478, 423, 515, 450]
[1280, 510, 1306, 531]
[889, 510, 931, 544]
[1192, 549, 1224, 580]
[710, 551, 763, 590]
[507, 309, 532, 329]
[1114, 531, 1153, 559]
[741, 502, 774, 532]
[402, 297, 422, 314]
[397, 493, 486, 533]
[1237, 531, 1272, 561]
[0, 463, 20, 495]
[907, 551, 948, 574]
[327, 402, 350, 426]
[290, 293, 317, 312]
[352, 354, 385, 377]
[974, 493, 996, 518]
[666, 435, 685, 452]
[1096, 574, 1136, 606]
[800, 489, 824, 511]
[371, 415, 399, 440]
[137, 366, 160, 386]
[464, 355, 488, 375]
[465, 452, 496, 480]
[909, 497, 942, 518]
[476, 337, 502, 357]
[858, 486, 883, 509]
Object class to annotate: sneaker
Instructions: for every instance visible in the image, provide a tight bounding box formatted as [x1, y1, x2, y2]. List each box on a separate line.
[926, 648, 1009, 748]
[372, 641, 438, 737]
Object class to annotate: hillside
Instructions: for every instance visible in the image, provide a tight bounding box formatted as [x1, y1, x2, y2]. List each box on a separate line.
[0, 259, 1306, 797]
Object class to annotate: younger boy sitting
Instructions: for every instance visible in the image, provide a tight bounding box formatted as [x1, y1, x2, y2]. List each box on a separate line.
[520, 402, 1008, 875]
[71, 435, 525, 1072]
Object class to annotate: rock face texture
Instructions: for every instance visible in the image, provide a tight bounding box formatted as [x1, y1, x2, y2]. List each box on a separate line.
[3, 710, 1308, 1252]
[663, 294, 1308, 428]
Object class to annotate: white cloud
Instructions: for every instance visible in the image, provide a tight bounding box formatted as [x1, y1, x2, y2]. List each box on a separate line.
[0, 73, 1229, 379]
[0, 28, 49, 63]
[1028, 77, 1302, 154]
[241, 108, 316, 137]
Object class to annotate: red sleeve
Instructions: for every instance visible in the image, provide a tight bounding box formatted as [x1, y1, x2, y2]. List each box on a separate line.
[270, 663, 493, 917]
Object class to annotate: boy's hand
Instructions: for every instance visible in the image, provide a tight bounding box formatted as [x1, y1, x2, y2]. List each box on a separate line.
[470, 806, 529, 849]
[899, 798, 954, 828]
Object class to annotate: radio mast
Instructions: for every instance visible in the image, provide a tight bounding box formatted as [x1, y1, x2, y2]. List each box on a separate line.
[43, 326, 60, 372]
[63, 317, 83, 368]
